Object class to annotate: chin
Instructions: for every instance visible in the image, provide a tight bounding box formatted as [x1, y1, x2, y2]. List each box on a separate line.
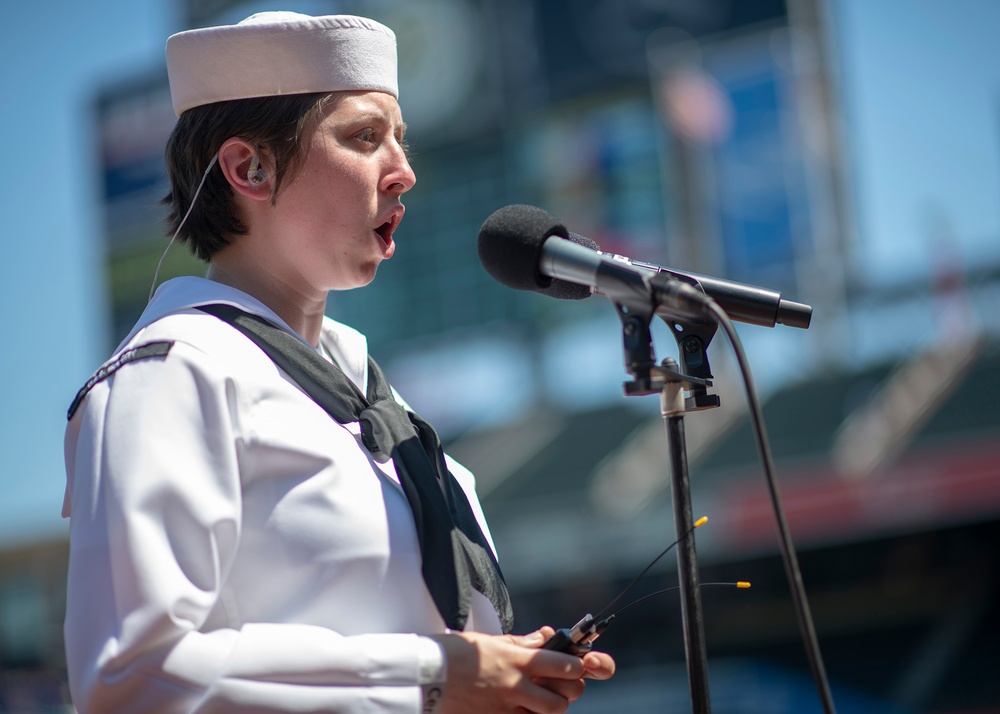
[330, 265, 379, 292]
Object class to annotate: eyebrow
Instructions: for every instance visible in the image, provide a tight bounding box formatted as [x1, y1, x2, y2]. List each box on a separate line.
[346, 110, 407, 136]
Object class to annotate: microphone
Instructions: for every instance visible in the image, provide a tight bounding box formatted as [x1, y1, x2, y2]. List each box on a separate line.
[478, 204, 812, 329]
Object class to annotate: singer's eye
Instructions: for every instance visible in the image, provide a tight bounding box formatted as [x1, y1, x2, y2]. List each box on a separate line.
[355, 128, 377, 145]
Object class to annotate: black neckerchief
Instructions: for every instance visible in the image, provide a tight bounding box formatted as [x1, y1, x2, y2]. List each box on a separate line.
[198, 303, 513, 633]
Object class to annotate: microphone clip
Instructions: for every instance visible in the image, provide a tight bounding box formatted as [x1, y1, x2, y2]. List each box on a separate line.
[615, 272, 720, 410]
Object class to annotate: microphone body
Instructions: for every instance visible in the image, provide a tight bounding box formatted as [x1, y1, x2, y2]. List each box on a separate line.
[478, 205, 811, 329]
[579, 244, 812, 329]
[538, 237, 729, 330]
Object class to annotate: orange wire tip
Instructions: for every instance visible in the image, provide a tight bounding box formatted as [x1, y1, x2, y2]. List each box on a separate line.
[737, 581, 751, 589]
[694, 516, 708, 528]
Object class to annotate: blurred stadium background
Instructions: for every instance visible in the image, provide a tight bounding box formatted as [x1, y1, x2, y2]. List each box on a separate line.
[1, 0, 998, 711]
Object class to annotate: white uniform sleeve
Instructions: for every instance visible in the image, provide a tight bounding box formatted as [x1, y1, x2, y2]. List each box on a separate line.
[63, 340, 445, 714]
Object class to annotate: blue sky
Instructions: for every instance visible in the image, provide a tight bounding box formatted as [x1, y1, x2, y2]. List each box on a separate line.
[836, 0, 1000, 281]
[1, 0, 998, 546]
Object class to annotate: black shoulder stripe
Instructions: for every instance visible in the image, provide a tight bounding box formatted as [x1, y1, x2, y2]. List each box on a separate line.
[67, 341, 175, 421]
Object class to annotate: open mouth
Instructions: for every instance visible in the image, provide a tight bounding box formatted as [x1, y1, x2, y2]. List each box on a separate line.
[374, 221, 393, 246]
[373, 207, 404, 252]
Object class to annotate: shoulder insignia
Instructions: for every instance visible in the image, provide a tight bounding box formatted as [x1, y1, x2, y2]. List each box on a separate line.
[67, 341, 174, 421]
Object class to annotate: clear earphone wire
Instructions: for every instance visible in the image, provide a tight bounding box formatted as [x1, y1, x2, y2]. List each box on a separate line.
[148, 154, 219, 303]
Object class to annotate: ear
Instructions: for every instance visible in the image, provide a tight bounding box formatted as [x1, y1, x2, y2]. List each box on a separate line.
[217, 138, 272, 201]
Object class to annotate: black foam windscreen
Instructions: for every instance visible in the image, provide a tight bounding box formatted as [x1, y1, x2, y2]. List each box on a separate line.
[567, 232, 600, 251]
[477, 205, 594, 300]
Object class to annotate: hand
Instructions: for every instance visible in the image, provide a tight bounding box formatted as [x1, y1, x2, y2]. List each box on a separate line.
[529, 626, 615, 704]
[429, 626, 616, 714]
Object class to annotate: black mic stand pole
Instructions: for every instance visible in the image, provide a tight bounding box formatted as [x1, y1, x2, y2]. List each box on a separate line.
[661, 362, 711, 714]
[618, 305, 721, 714]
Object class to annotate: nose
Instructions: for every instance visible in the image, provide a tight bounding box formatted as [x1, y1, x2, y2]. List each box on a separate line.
[382, 140, 416, 195]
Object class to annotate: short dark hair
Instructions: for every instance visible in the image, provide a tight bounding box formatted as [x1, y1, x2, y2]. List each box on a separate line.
[162, 92, 333, 261]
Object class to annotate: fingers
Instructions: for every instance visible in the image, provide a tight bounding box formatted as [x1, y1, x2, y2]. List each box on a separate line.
[525, 648, 585, 681]
[581, 650, 616, 680]
[515, 679, 578, 714]
[533, 676, 586, 702]
[505, 627, 584, 679]
[507, 626, 555, 649]
[512, 627, 613, 681]
[515, 628, 614, 682]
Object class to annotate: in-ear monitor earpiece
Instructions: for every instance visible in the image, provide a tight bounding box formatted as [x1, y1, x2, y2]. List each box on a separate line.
[247, 154, 267, 186]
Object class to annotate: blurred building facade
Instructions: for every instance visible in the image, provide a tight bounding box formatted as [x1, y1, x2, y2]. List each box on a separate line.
[2, 0, 999, 712]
